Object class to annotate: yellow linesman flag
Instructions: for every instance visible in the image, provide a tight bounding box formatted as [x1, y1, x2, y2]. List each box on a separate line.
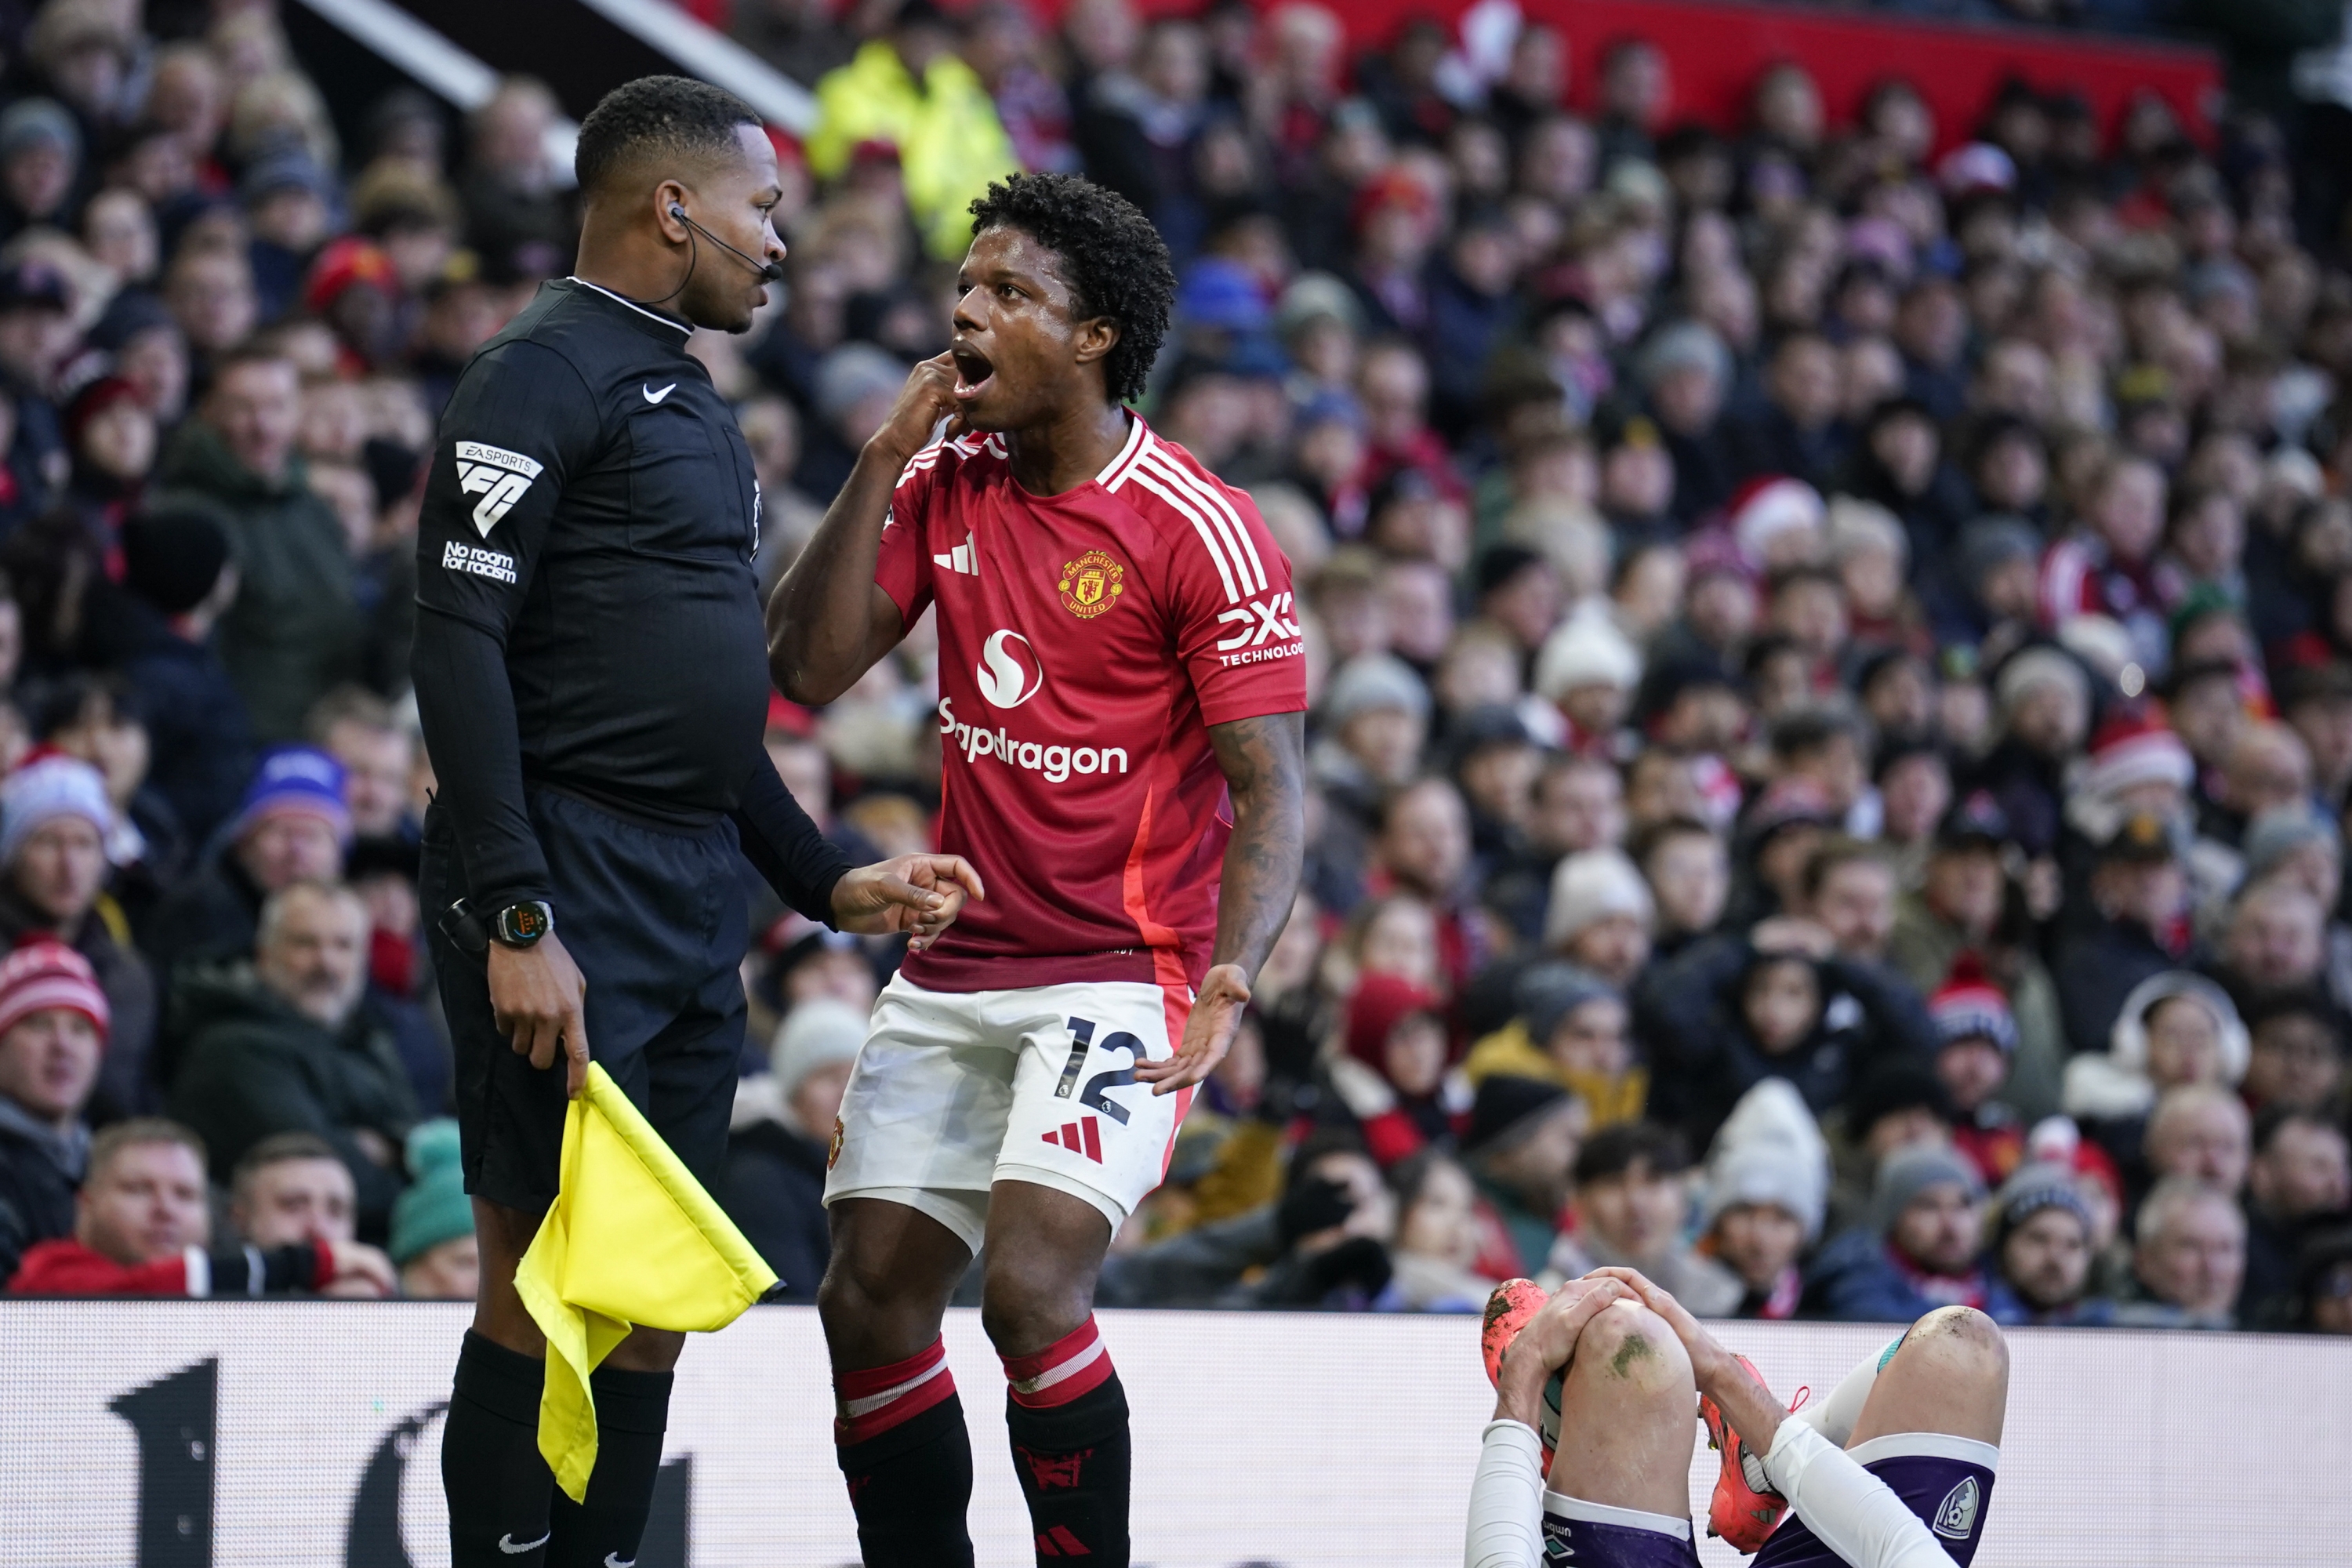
[514, 1062, 779, 1501]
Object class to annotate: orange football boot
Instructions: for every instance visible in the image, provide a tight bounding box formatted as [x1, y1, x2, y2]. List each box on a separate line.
[1479, 1279, 1559, 1468]
[1479, 1278, 1550, 1389]
[1698, 1354, 1805, 1553]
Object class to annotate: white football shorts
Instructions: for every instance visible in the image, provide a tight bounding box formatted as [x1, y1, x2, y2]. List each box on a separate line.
[822, 972, 1196, 1248]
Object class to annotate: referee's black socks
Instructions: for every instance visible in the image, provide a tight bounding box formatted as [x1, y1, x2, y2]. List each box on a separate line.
[443, 1334, 674, 1568]
[444, 1331, 556, 1566]
[547, 1364, 673, 1568]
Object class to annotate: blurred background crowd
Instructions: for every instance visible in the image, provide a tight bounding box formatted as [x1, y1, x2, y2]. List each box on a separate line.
[0, 0, 2350, 1334]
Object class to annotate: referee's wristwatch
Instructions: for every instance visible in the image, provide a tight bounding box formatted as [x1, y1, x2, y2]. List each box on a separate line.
[490, 900, 555, 949]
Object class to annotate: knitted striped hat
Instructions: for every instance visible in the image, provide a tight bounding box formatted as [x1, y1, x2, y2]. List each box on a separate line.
[0, 939, 108, 1042]
[2080, 703, 2193, 801]
[1929, 953, 2015, 1054]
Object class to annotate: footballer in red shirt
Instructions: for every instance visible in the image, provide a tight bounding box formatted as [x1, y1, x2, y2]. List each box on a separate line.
[771, 173, 1306, 1567]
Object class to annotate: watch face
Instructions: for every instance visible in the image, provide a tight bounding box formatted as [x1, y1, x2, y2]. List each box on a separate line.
[504, 904, 550, 942]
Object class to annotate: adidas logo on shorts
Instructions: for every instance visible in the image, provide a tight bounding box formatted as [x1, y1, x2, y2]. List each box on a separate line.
[1042, 1117, 1104, 1163]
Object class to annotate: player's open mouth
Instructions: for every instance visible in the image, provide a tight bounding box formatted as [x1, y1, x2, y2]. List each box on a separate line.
[951, 345, 994, 400]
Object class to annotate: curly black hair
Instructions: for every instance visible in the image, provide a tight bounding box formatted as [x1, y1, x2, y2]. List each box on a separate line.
[574, 74, 760, 194]
[967, 172, 1174, 406]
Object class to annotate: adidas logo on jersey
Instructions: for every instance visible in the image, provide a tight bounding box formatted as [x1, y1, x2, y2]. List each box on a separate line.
[931, 532, 978, 575]
[1932, 1475, 1980, 1540]
[1041, 1117, 1105, 1163]
[454, 442, 543, 537]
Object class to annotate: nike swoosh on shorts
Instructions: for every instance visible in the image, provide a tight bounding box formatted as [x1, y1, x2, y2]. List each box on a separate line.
[498, 1530, 550, 1554]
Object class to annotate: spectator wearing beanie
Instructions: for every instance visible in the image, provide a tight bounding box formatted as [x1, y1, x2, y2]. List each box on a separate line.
[1805, 1141, 2013, 1323]
[109, 510, 255, 844]
[2064, 703, 2196, 851]
[140, 744, 351, 985]
[1704, 1141, 1822, 1320]
[1310, 652, 1432, 832]
[721, 998, 869, 1299]
[1969, 644, 2089, 860]
[58, 375, 156, 556]
[1986, 1160, 2112, 1325]
[1887, 791, 2067, 1122]
[2237, 805, 2352, 1008]
[1700, 1082, 1831, 1319]
[1459, 1073, 1588, 1279]
[1462, 961, 1646, 1129]
[390, 1120, 477, 1301]
[0, 940, 109, 1282]
[1541, 848, 1653, 989]
[1321, 972, 1467, 1167]
[1635, 319, 1738, 523]
[1928, 956, 2028, 1185]
[0, 751, 157, 1121]
[9, 1117, 392, 1297]
[1534, 605, 1642, 760]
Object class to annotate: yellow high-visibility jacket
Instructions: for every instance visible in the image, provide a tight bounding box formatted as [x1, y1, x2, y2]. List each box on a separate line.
[807, 41, 1022, 260]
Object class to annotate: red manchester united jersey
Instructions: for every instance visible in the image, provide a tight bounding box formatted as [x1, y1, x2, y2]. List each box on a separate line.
[876, 416, 1305, 993]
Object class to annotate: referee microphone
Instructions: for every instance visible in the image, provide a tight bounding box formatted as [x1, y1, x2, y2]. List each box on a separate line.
[669, 202, 785, 283]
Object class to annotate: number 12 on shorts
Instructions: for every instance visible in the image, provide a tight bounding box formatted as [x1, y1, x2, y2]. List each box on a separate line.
[1054, 1017, 1140, 1125]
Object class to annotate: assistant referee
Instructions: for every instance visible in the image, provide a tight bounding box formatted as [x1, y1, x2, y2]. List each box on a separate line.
[412, 78, 978, 1568]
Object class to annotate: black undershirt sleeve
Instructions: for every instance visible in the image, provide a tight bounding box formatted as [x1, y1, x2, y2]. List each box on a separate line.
[413, 607, 551, 908]
[205, 1242, 322, 1294]
[731, 742, 852, 924]
[412, 339, 600, 912]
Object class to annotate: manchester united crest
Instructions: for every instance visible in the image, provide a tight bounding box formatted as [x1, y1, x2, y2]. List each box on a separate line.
[827, 1116, 844, 1171]
[1058, 550, 1126, 619]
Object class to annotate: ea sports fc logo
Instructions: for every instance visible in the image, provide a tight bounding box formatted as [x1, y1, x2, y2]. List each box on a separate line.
[1058, 550, 1125, 618]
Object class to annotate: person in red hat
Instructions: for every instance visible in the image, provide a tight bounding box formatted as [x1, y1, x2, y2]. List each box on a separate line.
[1928, 955, 2028, 1185]
[1323, 971, 1461, 1167]
[0, 940, 111, 1281]
[302, 234, 402, 373]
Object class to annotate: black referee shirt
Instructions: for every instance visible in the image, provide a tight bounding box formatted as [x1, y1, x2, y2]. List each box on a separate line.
[412, 277, 846, 918]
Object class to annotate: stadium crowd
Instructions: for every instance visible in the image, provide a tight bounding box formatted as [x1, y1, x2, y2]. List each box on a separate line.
[0, 0, 2347, 1337]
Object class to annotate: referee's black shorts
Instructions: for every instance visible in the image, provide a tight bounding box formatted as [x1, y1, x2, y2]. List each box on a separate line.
[422, 786, 750, 1210]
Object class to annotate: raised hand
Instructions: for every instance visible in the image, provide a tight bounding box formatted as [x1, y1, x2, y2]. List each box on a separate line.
[829, 854, 985, 951]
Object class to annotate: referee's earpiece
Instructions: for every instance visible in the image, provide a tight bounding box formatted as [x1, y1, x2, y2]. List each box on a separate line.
[666, 199, 787, 285]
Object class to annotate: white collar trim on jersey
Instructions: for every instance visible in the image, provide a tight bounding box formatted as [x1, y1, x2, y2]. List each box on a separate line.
[565, 276, 694, 336]
[1095, 412, 1146, 485]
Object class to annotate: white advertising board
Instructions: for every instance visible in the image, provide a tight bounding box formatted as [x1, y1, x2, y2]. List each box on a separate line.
[2, 1302, 2346, 1566]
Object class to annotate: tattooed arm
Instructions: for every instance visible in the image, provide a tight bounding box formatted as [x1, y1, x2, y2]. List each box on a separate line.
[1134, 710, 1307, 1096]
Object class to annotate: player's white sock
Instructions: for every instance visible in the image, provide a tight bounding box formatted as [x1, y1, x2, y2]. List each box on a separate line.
[1797, 1334, 1905, 1447]
[1759, 1419, 1992, 1568]
[1464, 1419, 1545, 1568]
